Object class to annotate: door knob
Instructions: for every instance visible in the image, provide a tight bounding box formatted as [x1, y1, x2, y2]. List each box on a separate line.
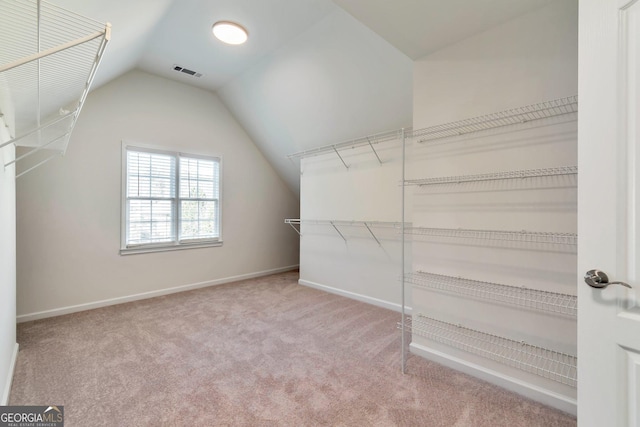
[584, 269, 632, 289]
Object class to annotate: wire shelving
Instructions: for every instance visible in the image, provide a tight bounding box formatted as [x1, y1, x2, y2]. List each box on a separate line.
[405, 166, 578, 186]
[404, 227, 577, 246]
[409, 96, 577, 144]
[408, 315, 577, 387]
[285, 218, 401, 245]
[0, 0, 110, 177]
[406, 271, 576, 317]
[286, 128, 408, 169]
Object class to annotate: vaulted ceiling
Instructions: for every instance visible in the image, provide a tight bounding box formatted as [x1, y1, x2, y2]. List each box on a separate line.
[46, 0, 554, 195]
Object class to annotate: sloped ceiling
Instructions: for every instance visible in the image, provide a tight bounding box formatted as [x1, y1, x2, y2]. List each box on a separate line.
[24, 0, 556, 196]
[47, 0, 175, 90]
[332, 0, 555, 60]
[137, 0, 336, 91]
[217, 7, 414, 195]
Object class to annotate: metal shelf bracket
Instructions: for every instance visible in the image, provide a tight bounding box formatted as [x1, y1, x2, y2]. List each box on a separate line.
[284, 219, 402, 246]
[366, 137, 383, 165]
[363, 222, 381, 246]
[285, 219, 302, 236]
[330, 221, 347, 242]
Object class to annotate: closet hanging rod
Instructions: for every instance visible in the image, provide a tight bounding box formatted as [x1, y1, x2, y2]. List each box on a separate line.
[407, 315, 577, 387]
[405, 166, 578, 186]
[409, 95, 577, 143]
[406, 271, 577, 317]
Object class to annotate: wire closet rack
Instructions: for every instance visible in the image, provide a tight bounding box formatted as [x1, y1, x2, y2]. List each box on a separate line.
[404, 227, 578, 246]
[408, 95, 578, 144]
[406, 315, 577, 387]
[285, 218, 401, 245]
[398, 95, 579, 380]
[406, 271, 577, 318]
[405, 166, 578, 186]
[286, 128, 409, 169]
[0, 0, 110, 177]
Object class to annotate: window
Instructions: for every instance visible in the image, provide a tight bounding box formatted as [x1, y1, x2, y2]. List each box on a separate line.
[121, 144, 221, 254]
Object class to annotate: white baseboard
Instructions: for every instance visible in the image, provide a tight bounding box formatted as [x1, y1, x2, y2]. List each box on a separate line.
[1, 343, 19, 405]
[409, 342, 577, 416]
[298, 279, 412, 315]
[17, 265, 299, 323]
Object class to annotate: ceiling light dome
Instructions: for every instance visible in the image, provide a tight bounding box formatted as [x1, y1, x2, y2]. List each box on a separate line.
[212, 21, 248, 45]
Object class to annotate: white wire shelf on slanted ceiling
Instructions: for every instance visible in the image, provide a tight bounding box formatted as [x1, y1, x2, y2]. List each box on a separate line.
[286, 128, 410, 169]
[0, 0, 110, 178]
[285, 96, 577, 172]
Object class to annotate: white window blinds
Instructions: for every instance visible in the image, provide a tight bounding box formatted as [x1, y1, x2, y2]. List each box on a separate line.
[123, 146, 221, 251]
[179, 157, 220, 241]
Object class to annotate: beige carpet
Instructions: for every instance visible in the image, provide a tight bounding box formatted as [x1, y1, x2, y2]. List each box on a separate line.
[10, 271, 576, 426]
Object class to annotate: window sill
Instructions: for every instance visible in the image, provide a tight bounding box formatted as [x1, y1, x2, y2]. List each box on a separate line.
[120, 240, 223, 256]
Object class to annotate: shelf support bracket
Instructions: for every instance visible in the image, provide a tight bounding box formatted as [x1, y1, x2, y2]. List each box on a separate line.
[332, 146, 349, 170]
[363, 222, 382, 246]
[285, 221, 302, 236]
[366, 137, 383, 165]
[330, 221, 347, 242]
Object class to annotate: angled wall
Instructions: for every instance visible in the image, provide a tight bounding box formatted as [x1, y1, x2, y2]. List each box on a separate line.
[298, 137, 407, 311]
[16, 70, 299, 320]
[218, 7, 413, 195]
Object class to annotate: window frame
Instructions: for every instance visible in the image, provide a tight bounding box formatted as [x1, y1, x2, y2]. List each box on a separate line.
[120, 141, 223, 255]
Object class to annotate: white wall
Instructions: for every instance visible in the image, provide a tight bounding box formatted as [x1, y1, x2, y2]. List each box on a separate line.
[0, 117, 17, 404]
[298, 139, 408, 311]
[410, 0, 578, 414]
[413, 1, 577, 128]
[260, 7, 413, 310]
[16, 70, 300, 320]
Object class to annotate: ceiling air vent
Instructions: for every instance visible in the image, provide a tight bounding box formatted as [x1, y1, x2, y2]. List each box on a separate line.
[172, 65, 202, 78]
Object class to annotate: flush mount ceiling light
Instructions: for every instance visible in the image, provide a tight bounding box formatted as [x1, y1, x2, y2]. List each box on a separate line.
[212, 21, 248, 45]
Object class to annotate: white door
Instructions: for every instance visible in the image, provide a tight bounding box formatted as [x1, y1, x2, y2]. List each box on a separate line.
[578, 0, 640, 425]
